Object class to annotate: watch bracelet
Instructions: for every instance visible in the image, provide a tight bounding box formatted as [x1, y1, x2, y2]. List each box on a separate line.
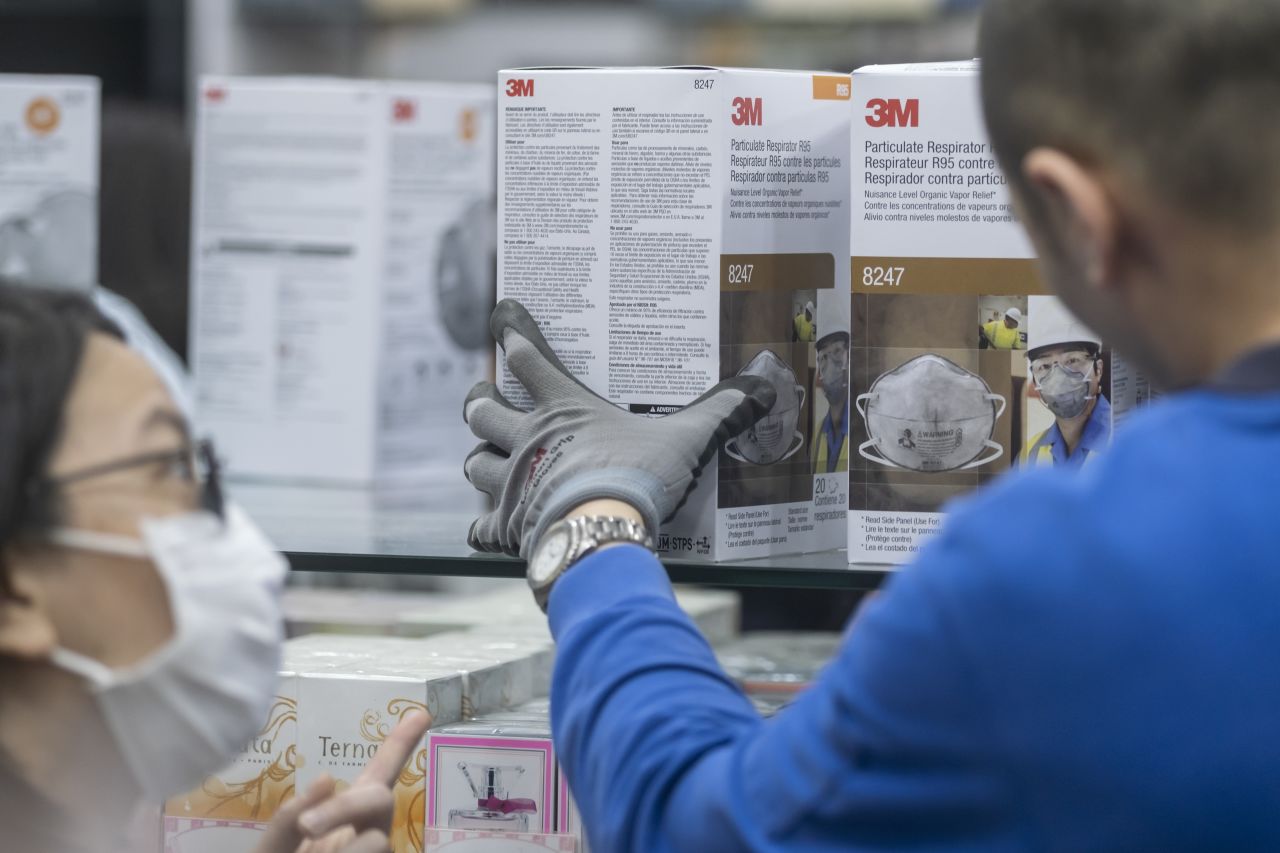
[577, 515, 655, 555]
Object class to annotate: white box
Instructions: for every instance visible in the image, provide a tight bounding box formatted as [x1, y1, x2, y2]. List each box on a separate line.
[296, 660, 465, 853]
[849, 62, 1147, 563]
[165, 671, 298, 824]
[428, 721, 556, 835]
[498, 67, 852, 561]
[190, 76, 495, 485]
[0, 74, 99, 290]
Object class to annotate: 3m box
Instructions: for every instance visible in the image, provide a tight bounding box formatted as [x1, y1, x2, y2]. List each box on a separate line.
[498, 67, 852, 561]
[191, 76, 495, 485]
[0, 74, 99, 290]
[849, 62, 1147, 563]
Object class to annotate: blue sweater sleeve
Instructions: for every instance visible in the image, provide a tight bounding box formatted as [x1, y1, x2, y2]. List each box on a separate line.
[548, 544, 1021, 853]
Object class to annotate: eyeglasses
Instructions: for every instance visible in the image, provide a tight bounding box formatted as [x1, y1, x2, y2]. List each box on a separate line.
[41, 439, 225, 521]
[1030, 351, 1094, 384]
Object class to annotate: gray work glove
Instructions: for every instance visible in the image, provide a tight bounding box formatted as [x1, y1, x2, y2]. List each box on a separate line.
[463, 300, 776, 558]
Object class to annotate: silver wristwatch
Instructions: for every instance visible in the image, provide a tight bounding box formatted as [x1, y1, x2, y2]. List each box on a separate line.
[527, 516, 654, 612]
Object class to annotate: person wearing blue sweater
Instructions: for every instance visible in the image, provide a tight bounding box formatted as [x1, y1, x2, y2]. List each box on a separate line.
[462, 0, 1280, 849]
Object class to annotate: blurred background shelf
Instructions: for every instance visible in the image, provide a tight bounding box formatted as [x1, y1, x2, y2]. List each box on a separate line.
[237, 482, 891, 590]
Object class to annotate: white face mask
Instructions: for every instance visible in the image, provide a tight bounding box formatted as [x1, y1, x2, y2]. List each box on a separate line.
[1036, 362, 1096, 420]
[725, 349, 806, 466]
[45, 503, 287, 801]
[856, 354, 1007, 472]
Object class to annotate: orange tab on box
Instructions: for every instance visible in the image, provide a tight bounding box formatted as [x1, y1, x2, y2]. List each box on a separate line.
[812, 75, 851, 101]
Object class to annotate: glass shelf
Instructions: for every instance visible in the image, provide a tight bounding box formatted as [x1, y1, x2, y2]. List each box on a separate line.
[236, 481, 891, 591]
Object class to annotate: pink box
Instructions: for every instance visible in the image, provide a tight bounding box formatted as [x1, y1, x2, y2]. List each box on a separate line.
[428, 733, 556, 835]
[425, 828, 576, 852]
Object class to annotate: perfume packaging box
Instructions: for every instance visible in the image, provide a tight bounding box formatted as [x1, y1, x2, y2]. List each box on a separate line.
[497, 66, 852, 561]
[161, 816, 269, 853]
[424, 828, 577, 852]
[295, 655, 466, 853]
[163, 670, 297, 823]
[427, 720, 557, 835]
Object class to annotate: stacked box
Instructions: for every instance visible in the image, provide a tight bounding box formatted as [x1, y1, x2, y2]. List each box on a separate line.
[0, 74, 99, 291]
[849, 62, 1149, 563]
[162, 670, 297, 851]
[427, 719, 557, 836]
[190, 76, 495, 485]
[498, 66, 852, 561]
[424, 829, 577, 852]
[296, 648, 467, 853]
[396, 583, 741, 645]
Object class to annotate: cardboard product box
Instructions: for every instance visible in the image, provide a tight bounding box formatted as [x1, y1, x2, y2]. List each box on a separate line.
[423, 633, 554, 712]
[164, 671, 298, 824]
[284, 587, 469, 639]
[556, 776, 588, 853]
[497, 67, 852, 561]
[190, 76, 495, 485]
[428, 720, 556, 835]
[161, 816, 269, 853]
[716, 631, 842, 695]
[396, 586, 546, 637]
[296, 661, 466, 853]
[0, 74, 99, 291]
[424, 828, 577, 852]
[672, 586, 741, 643]
[849, 61, 1148, 564]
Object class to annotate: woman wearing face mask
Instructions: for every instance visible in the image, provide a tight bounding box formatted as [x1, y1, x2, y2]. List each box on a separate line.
[0, 284, 427, 853]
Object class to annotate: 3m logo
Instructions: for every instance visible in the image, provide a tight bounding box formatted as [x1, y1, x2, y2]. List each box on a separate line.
[731, 96, 763, 127]
[204, 87, 227, 104]
[865, 98, 919, 128]
[505, 78, 535, 98]
[392, 99, 416, 123]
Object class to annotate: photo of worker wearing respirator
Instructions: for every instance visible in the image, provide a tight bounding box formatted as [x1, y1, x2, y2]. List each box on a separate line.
[717, 292, 819, 510]
[812, 330, 850, 474]
[1019, 295, 1112, 468]
[978, 296, 1028, 351]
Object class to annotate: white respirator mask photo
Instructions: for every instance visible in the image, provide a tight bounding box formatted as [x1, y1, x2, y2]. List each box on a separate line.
[724, 349, 806, 466]
[856, 353, 1007, 473]
[45, 502, 287, 801]
[1034, 362, 1096, 420]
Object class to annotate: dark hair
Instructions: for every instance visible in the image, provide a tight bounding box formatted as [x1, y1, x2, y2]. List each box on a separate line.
[979, 0, 1280, 232]
[0, 283, 122, 560]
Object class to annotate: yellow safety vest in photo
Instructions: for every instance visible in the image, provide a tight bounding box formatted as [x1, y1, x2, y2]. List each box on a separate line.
[814, 419, 850, 474]
[794, 313, 816, 342]
[983, 319, 1024, 350]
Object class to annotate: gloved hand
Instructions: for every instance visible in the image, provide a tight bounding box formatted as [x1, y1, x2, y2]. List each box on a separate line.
[464, 300, 776, 557]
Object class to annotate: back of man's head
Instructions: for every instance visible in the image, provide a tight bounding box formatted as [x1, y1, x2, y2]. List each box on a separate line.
[980, 0, 1280, 234]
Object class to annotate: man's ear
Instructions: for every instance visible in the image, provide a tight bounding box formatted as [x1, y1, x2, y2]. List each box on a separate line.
[1022, 148, 1121, 292]
[0, 562, 57, 660]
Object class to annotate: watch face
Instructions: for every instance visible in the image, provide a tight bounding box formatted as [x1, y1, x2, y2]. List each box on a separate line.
[530, 529, 571, 585]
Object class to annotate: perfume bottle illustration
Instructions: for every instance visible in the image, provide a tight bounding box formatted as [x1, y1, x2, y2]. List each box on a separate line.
[447, 762, 538, 831]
